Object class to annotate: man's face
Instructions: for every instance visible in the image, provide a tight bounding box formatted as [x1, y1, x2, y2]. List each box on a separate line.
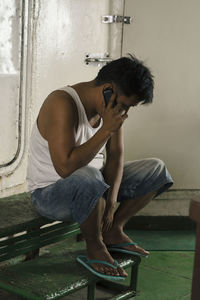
[116, 94, 139, 113]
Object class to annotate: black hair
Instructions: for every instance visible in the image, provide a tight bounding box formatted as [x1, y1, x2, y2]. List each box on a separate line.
[95, 54, 154, 104]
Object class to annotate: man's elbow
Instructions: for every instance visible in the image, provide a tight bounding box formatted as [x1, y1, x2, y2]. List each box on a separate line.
[54, 156, 86, 178]
[54, 161, 76, 178]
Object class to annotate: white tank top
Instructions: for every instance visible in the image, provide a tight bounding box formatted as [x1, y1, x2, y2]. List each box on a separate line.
[26, 86, 105, 192]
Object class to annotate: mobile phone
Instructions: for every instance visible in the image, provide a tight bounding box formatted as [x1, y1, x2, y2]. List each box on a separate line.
[103, 88, 115, 107]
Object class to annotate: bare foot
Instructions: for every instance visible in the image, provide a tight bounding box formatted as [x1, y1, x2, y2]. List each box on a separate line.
[86, 241, 128, 277]
[103, 228, 149, 256]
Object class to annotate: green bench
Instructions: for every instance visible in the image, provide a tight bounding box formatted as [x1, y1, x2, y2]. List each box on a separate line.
[0, 193, 141, 300]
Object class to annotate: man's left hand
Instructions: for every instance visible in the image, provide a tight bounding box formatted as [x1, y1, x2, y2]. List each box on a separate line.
[102, 205, 116, 232]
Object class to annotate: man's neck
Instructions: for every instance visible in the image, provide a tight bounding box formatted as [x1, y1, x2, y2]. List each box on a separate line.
[71, 80, 102, 127]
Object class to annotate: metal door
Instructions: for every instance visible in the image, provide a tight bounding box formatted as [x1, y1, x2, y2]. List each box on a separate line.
[0, 0, 125, 195]
[0, 0, 24, 168]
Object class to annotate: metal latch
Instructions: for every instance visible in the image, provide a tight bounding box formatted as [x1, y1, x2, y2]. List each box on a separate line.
[85, 53, 112, 65]
[102, 15, 132, 24]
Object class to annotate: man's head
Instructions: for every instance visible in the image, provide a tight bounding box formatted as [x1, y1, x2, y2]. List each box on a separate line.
[95, 54, 154, 105]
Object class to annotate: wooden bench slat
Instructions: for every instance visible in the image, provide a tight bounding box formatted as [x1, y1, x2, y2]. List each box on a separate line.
[0, 222, 79, 248]
[0, 230, 80, 262]
[0, 223, 80, 262]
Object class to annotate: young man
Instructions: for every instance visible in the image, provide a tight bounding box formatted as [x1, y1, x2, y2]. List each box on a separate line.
[27, 55, 173, 280]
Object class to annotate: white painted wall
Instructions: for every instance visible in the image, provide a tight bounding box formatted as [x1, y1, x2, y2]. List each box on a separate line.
[123, 0, 200, 189]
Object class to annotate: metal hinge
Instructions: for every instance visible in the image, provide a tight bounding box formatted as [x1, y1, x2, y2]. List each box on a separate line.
[85, 53, 112, 65]
[102, 15, 132, 24]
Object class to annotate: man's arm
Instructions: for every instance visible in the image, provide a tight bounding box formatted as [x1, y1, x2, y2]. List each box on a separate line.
[37, 91, 126, 178]
[102, 127, 124, 230]
[103, 127, 124, 205]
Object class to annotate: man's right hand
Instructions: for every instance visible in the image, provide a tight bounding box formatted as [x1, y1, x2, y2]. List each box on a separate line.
[102, 92, 128, 134]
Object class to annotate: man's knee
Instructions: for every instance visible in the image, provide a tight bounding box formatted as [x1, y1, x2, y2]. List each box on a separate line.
[148, 158, 166, 171]
[123, 158, 168, 184]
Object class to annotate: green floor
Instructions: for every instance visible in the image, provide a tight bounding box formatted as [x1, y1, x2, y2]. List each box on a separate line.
[0, 230, 195, 300]
[124, 229, 194, 300]
[125, 230, 195, 251]
[74, 229, 195, 300]
[96, 230, 195, 300]
[128, 251, 193, 300]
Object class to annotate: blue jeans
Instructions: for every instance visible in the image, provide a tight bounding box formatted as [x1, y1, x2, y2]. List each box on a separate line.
[31, 158, 173, 225]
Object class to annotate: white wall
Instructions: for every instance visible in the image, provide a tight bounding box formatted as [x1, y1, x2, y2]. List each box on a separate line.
[123, 0, 200, 189]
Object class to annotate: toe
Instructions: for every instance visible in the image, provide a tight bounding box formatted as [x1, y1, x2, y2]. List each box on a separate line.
[92, 263, 121, 277]
[117, 265, 128, 277]
[135, 245, 149, 255]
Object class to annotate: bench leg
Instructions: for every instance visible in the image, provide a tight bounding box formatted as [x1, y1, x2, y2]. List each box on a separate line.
[25, 248, 40, 261]
[129, 258, 141, 292]
[76, 232, 84, 242]
[87, 282, 96, 300]
[25, 226, 40, 261]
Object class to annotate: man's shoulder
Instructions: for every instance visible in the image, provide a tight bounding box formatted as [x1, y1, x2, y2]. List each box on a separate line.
[48, 89, 73, 103]
[37, 89, 78, 136]
[43, 89, 77, 114]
